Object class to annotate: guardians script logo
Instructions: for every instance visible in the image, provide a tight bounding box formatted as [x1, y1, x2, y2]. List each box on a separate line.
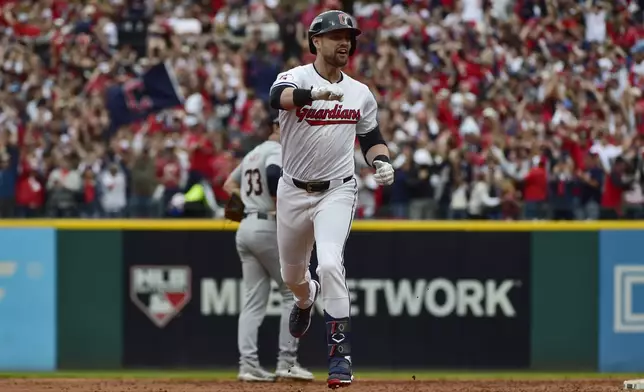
[296, 104, 361, 126]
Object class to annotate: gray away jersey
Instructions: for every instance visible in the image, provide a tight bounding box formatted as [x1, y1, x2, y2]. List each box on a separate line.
[230, 140, 282, 213]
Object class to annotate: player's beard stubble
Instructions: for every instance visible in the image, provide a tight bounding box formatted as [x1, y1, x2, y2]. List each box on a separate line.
[322, 49, 349, 68]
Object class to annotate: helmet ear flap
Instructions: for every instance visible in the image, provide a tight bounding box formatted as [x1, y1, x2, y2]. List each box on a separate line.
[309, 31, 318, 54]
[309, 33, 319, 55]
[349, 36, 357, 56]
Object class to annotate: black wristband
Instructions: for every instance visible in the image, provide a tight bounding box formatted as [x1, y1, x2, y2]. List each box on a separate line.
[373, 155, 390, 166]
[293, 88, 313, 107]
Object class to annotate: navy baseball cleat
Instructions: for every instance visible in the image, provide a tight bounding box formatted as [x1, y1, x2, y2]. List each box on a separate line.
[327, 357, 353, 388]
[289, 280, 320, 338]
[325, 311, 353, 389]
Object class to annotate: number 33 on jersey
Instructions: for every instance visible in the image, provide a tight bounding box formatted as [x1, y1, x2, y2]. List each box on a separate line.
[229, 140, 282, 213]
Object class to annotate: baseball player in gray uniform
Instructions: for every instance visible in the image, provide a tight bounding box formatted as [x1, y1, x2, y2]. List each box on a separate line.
[223, 115, 314, 383]
[268, 10, 395, 389]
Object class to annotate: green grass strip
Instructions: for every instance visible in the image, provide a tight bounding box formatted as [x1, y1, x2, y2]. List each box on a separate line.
[0, 370, 640, 381]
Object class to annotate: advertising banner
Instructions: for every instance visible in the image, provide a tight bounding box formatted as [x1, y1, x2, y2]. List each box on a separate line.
[123, 230, 241, 368]
[56, 230, 123, 369]
[123, 229, 530, 369]
[599, 230, 644, 372]
[337, 230, 531, 369]
[530, 231, 598, 369]
[0, 228, 56, 371]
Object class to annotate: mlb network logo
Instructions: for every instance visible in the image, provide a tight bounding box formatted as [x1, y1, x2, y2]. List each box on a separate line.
[614, 265, 644, 333]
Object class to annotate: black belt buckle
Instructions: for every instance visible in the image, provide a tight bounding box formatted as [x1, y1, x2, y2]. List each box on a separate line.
[305, 181, 327, 193]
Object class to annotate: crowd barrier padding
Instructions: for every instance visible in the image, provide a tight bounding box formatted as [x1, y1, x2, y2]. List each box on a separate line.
[0, 219, 641, 371]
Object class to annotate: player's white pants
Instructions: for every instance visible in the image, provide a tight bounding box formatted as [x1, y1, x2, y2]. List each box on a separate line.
[276, 175, 357, 319]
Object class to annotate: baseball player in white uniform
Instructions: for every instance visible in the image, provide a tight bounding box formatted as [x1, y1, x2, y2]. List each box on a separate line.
[268, 9, 395, 389]
[224, 114, 314, 383]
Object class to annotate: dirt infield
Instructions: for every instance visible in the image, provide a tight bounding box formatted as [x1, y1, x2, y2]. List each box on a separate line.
[0, 378, 625, 392]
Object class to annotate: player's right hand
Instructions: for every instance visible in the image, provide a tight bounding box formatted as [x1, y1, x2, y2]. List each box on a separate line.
[311, 85, 344, 102]
[373, 160, 395, 186]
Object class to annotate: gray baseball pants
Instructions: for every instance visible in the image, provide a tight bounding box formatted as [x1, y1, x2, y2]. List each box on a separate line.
[235, 214, 298, 370]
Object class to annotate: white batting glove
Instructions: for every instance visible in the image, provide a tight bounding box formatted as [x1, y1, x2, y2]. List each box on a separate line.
[373, 160, 394, 185]
[311, 85, 344, 102]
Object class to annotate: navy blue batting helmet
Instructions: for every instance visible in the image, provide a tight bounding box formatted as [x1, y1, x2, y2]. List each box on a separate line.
[308, 10, 361, 56]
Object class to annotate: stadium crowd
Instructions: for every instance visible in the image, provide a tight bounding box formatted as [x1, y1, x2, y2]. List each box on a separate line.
[1, 0, 644, 220]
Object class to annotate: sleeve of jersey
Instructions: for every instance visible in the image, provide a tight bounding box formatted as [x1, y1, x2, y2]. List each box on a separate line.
[355, 90, 378, 136]
[270, 70, 300, 93]
[229, 163, 242, 184]
[265, 151, 282, 197]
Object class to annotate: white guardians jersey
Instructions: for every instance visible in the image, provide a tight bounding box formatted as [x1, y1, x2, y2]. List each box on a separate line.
[270, 64, 378, 181]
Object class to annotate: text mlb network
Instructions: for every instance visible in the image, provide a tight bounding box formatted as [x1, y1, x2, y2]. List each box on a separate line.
[200, 278, 521, 318]
[131, 266, 521, 319]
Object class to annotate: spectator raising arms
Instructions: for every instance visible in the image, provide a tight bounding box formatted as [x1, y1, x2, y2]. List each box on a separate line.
[0, 0, 643, 220]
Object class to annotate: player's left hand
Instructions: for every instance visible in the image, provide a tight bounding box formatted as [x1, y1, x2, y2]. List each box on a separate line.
[224, 192, 245, 222]
[373, 160, 394, 185]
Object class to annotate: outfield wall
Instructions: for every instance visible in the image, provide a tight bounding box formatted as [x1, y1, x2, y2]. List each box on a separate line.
[0, 220, 641, 372]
